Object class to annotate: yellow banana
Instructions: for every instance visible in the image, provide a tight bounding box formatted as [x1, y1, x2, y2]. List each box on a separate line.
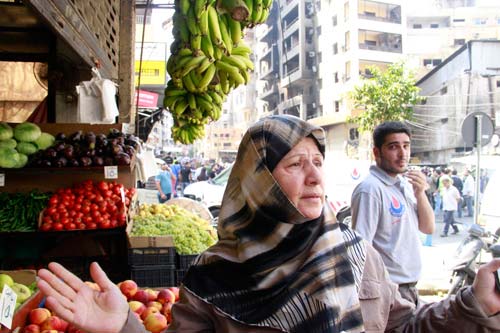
[213, 45, 223, 60]
[219, 15, 233, 55]
[207, 6, 223, 46]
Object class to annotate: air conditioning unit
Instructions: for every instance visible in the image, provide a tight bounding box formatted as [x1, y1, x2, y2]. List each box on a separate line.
[308, 51, 316, 57]
[311, 65, 317, 72]
[312, 102, 316, 108]
[425, 64, 433, 69]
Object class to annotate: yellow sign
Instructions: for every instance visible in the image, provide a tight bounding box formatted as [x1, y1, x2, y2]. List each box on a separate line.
[134, 60, 166, 85]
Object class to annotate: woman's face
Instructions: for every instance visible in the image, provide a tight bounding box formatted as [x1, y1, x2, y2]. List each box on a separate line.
[272, 137, 325, 219]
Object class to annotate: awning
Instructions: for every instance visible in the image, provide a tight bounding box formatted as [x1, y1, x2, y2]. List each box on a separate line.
[135, 89, 159, 108]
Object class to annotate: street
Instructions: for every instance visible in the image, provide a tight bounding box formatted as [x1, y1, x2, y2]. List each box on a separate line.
[418, 214, 476, 300]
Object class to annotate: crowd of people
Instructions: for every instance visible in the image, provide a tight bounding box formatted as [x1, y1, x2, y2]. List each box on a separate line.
[143, 152, 229, 201]
[36, 116, 500, 332]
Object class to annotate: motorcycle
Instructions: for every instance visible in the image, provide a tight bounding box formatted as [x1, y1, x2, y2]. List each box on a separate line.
[447, 223, 500, 296]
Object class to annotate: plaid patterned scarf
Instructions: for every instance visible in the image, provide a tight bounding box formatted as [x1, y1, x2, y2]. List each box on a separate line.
[183, 115, 366, 333]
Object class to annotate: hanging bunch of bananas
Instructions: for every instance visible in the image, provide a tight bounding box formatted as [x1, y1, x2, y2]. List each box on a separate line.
[164, 0, 272, 144]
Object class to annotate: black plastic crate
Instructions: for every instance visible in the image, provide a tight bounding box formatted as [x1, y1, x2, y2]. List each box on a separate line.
[128, 247, 176, 266]
[130, 265, 176, 288]
[175, 269, 188, 285]
[177, 254, 199, 269]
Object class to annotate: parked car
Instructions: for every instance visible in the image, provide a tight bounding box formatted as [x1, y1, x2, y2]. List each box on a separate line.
[183, 158, 372, 223]
[182, 164, 232, 218]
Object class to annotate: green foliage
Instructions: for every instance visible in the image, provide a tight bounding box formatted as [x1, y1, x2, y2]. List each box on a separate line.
[348, 62, 424, 132]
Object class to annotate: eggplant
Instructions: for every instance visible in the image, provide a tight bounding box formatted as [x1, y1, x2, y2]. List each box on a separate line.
[92, 156, 104, 166]
[54, 157, 68, 167]
[85, 132, 96, 149]
[68, 158, 80, 167]
[63, 145, 74, 159]
[44, 148, 58, 159]
[55, 132, 66, 141]
[79, 156, 92, 167]
[114, 152, 131, 165]
[104, 156, 115, 166]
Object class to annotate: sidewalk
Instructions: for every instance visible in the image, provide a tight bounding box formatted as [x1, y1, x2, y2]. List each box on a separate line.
[417, 214, 474, 297]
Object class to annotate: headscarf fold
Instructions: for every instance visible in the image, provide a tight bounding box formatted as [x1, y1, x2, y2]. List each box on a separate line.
[183, 115, 366, 333]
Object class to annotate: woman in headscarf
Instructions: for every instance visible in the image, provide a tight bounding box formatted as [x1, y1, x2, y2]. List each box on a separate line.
[37, 115, 500, 333]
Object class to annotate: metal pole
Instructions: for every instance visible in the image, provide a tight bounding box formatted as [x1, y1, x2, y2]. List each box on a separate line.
[474, 115, 482, 225]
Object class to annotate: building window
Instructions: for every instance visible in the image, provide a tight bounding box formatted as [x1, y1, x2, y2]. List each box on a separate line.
[430, 23, 439, 28]
[423, 59, 432, 66]
[345, 31, 350, 51]
[345, 61, 351, 80]
[433, 59, 442, 66]
[496, 80, 500, 88]
[349, 128, 359, 141]
[332, 15, 337, 26]
[344, 1, 349, 22]
[413, 24, 422, 29]
[334, 72, 339, 83]
[335, 101, 340, 112]
[333, 43, 338, 54]
[454, 39, 466, 46]
[453, 18, 465, 23]
[318, 79, 322, 89]
[316, 26, 322, 36]
[474, 18, 487, 25]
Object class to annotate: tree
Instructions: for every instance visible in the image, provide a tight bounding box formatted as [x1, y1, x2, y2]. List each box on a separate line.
[348, 62, 424, 133]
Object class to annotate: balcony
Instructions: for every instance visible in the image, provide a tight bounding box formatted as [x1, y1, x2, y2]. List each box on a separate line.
[359, 42, 402, 53]
[260, 83, 279, 102]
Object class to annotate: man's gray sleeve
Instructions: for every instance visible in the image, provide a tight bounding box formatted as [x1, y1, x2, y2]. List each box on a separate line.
[351, 190, 380, 243]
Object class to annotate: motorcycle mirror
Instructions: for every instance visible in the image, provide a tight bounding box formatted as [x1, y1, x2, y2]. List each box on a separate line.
[490, 244, 500, 258]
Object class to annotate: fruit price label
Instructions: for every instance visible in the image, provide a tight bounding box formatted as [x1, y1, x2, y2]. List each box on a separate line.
[0, 173, 4, 187]
[104, 166, 118, 179]
[0, 284, 17, 329]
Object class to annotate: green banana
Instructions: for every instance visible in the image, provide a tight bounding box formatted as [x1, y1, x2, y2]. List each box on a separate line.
[187, 7, 201, 36]
[180, 55, 206, 77]
[208, 90, 224, 105]
[232, 54, 254, 70]
[216, 59, 245, 85]
[190, 34, 202, 53]
[213, 45, 223, 60]
[257, 6, 269, 23]
[226, 16, 243, 46]
[196, 57, 213, 75]
[208, 6, 223, 46]
[165, 87, 188, 97]
[219, 15, 233, 55]
[221, 54, 248, 72]
[174, 97, 189, 115]
[201, 34, 215, 60]
[251, 0, 263, 24]
[194, 0, 207, 19]
[182, 72, 198, 93]
[187, 93, 197, 110]
[199, 8, 209, 36]
[232, 43, 252, 56]
[179, 0, 190, 16]
[177, 48, 193, 57]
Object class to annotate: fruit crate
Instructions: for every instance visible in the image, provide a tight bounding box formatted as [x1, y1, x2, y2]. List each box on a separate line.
[128, 247, 176, 266]
[175, 269, 188, 286]
[130, 265, 176, 288]
[177, 254, 199, 269]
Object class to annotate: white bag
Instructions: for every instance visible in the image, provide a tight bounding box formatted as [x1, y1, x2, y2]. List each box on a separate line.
[75, 67, 119, 124]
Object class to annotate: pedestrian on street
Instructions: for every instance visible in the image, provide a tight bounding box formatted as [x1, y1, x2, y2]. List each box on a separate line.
[351, 121, 435, 305]
[432, 168, 443, 218]
[178, 160, 192, 196]
[155, 162, 175, 203]
[440, 175, 461, 237]
[451, 169, 464, 218]
[463, 169, 475, 217]
[36, 116, 500, 333]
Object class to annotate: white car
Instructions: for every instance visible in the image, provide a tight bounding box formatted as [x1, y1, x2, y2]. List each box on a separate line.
[182, 165, 232, 218]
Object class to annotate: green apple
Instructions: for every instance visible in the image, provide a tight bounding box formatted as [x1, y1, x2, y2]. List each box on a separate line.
[11, 283, 32, 303]
[0, 273, 14, 292]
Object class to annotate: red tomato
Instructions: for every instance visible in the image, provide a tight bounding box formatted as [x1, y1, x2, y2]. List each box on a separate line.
[74, 203, 82, 212]
[99, 220, 111, 229]
[77, 223, 86, 230]
[97, 181, 109, 192]
[42, 216, 53, 224]
[87, 222, 97, 229]
[65, 223, 76, 231]
[81, 205, 91, 214]
[91, 210, 101, 219]
[40, 223, 52, 232]
[49, 196, 59, 206]
[53, 223, 64, 231]
[46, 206, 57, 216]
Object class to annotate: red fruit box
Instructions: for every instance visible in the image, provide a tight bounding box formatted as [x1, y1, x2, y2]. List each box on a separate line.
[0, 270, 44, 333]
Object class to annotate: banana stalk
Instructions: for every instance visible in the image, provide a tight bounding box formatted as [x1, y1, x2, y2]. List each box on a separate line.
[217, 0, 250, 22]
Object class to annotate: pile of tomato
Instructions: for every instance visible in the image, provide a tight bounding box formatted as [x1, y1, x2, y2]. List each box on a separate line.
[39, 180, 136, 231]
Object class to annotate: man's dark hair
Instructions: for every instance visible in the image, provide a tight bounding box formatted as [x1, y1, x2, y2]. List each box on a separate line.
[373, 121, 411, 149]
